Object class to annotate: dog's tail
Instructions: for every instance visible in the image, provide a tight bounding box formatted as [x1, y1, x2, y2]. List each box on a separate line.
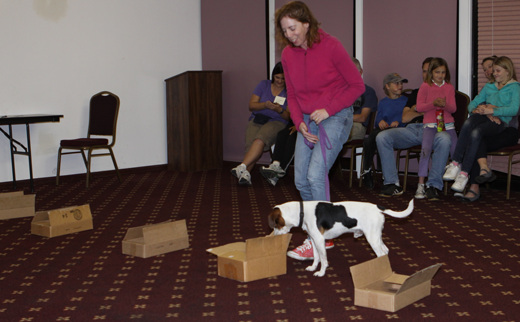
[379, 199, 414, 218]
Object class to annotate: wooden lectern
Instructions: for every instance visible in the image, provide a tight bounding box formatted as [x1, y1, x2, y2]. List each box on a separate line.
[165, 71, 223, 172]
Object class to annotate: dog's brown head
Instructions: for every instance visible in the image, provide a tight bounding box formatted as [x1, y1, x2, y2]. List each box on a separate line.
[268, 208, 287, 234]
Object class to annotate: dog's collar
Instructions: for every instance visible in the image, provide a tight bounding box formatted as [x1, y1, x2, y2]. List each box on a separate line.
[298, 201, 304, 228]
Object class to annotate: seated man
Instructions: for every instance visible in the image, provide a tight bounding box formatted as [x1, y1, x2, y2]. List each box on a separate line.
[348, 57, 378, 141]
[375, 57, 451, 200]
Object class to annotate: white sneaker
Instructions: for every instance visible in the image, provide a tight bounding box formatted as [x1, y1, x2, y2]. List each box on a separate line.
[260, 163, 286, 179]
[451, 173, 468, 192]
[443, 162, 461, 181]
[231, 164, 246, 179]
[415, 184, 426, 199]
[238, 170, 252, 186]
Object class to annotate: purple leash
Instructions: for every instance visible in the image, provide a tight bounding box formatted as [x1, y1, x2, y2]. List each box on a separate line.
[304, 119, 332, 201]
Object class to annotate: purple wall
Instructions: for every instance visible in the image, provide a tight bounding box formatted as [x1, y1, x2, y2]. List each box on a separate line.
[363, 0, 458, 99]
[201, 0, 267, 163]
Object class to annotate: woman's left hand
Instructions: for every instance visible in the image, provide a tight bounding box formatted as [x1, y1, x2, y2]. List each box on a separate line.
[310, 109, 329, 125]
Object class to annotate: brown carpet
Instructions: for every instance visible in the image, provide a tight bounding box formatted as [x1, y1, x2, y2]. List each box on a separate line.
[0, 166, 519, 322]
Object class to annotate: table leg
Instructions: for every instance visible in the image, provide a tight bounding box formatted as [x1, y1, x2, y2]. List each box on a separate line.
[26, 124, 34, 193]
[8, 124, 17, 190]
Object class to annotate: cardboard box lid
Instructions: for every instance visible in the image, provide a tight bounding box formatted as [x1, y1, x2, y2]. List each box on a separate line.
[0, 191, 35, 210]
[206, 234, 291, 261]
[350, 255, 393, 288]
[394, 263, 442, 294]
[33, 204, 92, 225]
[123, 220, 187, 244]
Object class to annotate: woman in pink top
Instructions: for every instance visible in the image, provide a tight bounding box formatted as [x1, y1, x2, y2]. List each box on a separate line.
[274, 1, 365, 261]
[414, 58, 457, 199]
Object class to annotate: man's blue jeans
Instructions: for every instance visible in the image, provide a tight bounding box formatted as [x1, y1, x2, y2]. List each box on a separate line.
[375, 123, 451, 190]
[294, 108, 353, 201]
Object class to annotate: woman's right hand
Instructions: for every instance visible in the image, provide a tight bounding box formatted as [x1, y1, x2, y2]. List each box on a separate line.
[299, 122, 318, 144]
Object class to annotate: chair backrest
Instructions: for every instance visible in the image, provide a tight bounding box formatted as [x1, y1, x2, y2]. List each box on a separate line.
[453, 90, 470, 134]
[365, 111, 378, 135]
[87, 91, 120, 145]
[402, 88, 414, 98]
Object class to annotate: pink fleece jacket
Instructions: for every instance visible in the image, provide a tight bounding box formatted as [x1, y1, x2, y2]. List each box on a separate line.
[281, 30, 365, 130]
[416, 82, 456, 124]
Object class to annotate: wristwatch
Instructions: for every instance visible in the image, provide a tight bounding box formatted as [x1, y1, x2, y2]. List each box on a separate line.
[278, 108, 284, 114]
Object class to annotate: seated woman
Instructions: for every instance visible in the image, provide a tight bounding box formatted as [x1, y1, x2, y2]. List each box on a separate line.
[443, 56, 520, 194]
[456, 56, 519, 202]
[231, 62, 291, 185]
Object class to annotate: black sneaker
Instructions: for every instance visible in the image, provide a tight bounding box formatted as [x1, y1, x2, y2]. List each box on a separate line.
[363, 172, 375, 189]
[425, 186, 439, 201]
[379, 184, 403, 197]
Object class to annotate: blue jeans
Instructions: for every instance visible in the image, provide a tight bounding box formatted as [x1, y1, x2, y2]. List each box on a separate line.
[452, 114, 507, 173]
[294, 108, 353, 201]
[375, 123, 451, 190]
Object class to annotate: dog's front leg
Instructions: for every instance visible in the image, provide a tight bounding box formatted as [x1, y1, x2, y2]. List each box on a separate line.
[305, 238, 320, 272]
[312, 238, 328, 277]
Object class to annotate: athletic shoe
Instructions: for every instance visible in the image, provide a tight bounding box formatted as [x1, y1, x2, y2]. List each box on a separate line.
[451, 173, 468, 192]
[379, 184, 403, 197]
[287, 239, 334, 261]
[238, 170, 252, 186]
[443, 162, 461, 181]
[260, 163, 286, 179]
[231, 164, 246, 179]
[267, 177, 279, 186]
[414, 184, 426, 199]
[425, 186, 439, 201]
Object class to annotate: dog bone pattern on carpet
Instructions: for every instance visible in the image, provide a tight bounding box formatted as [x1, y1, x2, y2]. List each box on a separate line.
[0, 167, 519, 322]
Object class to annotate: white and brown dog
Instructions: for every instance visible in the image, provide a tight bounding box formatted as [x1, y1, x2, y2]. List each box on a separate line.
[268, 199, 414, 277]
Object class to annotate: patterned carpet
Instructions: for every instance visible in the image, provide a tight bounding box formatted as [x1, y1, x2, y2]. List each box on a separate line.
[0, 165, 519, 322]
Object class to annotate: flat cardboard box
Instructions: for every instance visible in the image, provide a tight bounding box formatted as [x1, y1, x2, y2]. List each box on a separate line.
[0, 191, 35, 220]
[206, 234, 292, 282]
[31, 204, 93, 238]
[350, 255, 441, 312]
[122, 220, 189, 258]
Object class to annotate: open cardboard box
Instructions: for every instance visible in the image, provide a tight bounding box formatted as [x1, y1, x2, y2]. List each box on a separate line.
[122, 220, 189, 258]
[0, 191, 35, 220]
[207, 234, 291, 282]
[350, 255, 441, 312]
[31, 204, 93, 238]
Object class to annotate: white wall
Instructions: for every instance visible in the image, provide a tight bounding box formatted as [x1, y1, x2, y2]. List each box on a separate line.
[0, 0, 201, 183]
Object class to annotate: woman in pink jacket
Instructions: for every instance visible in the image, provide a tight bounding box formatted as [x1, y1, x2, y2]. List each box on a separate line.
[275, 1, 365, 260]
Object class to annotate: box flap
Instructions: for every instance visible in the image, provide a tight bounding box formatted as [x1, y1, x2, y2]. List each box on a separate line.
[0, 191, 24, 199]
[142, 220, 187, 244]
[46, 205, 92, 225]
[384, 273, 409, 285]
[32, 211, 50, 222]
[396, 263, 442, 294]
[350, 255, 393, 288]
[207, 242, 246, 256]
[124, 226, 145, 241]
[245, 234, 291, 260]
[0, 192, 35, 210]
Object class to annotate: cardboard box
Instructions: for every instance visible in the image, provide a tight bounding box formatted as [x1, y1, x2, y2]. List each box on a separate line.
[0, 191, 35, 220]
[122, 220, 189, 258]
[350, 255, 441, 312]
[31, 204, 93, 238]
[206, 234, 292, 282]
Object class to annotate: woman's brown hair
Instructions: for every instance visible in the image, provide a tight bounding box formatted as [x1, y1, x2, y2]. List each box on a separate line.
[426, 57, 451, 86]
[275, 1, 321, 49]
